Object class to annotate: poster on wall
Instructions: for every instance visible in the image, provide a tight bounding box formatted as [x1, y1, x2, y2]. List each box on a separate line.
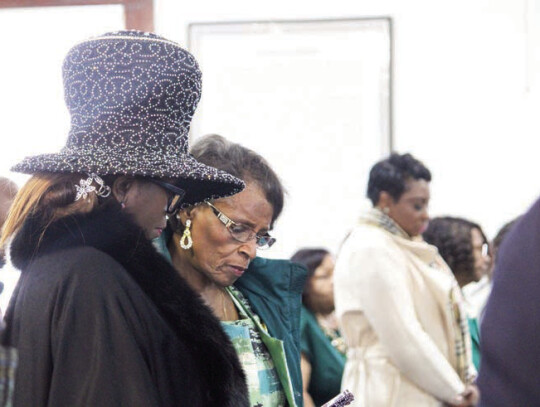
[189, 18, 392, 258]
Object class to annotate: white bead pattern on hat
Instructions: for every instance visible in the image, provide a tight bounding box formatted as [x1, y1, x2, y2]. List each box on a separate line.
[12, 30, 245, 206]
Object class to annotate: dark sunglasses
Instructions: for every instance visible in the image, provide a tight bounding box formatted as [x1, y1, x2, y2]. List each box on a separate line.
[149, 179, 186, 215]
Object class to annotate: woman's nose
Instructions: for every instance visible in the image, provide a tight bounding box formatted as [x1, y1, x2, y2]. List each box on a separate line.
[239, 239, 257, 260]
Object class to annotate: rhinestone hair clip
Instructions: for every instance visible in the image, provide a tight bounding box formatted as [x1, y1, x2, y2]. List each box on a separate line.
[75, 173, 111, 201]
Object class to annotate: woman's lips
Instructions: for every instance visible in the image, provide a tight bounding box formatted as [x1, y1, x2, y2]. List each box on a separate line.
[155, 228, 164, 237]
[419, 222, 429, 235]
[228, 265, 246, 277]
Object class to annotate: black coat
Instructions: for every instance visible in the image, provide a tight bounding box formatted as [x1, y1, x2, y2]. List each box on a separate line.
[4, 202, 249, 407]
[478, 197, 540, 406]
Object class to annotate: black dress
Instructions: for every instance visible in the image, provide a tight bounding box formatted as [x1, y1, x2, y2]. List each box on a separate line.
[4, 201, 249, 407]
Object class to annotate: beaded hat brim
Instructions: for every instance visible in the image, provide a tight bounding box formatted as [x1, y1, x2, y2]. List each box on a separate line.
[11, 147, 245, 206]
[11, 30, 245, 206]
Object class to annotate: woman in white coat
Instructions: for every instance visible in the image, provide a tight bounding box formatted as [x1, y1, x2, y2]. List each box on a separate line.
[334, 153, 478, 407]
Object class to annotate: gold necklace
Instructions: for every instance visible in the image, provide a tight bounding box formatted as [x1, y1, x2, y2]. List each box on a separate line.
[317, 313, 347, 355]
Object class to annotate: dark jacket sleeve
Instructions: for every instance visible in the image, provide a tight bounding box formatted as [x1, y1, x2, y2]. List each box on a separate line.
[478, 198, 540, 406]
[235, 257, 307, 407]
[13, 248, 164, 407]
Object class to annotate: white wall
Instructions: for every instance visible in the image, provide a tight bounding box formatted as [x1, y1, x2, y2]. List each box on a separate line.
[186, 20, 392, 259]
[0, 5, 124, 186]
[1, 1, 538, 250]
[154, 0, 540, 241]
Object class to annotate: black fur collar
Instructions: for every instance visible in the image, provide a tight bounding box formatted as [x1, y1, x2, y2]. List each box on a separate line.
[10, 201, 249, 407]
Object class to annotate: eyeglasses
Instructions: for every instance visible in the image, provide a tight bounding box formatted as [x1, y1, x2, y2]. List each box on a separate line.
[205, 201, 276, 249]
[149, 179, 186, 215]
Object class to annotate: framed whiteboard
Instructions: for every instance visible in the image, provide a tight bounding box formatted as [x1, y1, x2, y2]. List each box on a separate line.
[188, 18, 393, 259]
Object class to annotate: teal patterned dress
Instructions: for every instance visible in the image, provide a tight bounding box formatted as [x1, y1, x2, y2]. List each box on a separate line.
[221, 286, 286, 407]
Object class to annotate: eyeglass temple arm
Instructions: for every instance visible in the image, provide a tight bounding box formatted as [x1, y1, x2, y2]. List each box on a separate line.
[207, 202, 234, 228]
[217, 212, 234, 228]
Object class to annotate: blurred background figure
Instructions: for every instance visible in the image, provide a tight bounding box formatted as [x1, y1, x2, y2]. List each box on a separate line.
[291, 248, 345, 407]
[423, 216, 491, 370]
[478, 201, 540, 406]
[462, 217, 520, 324]
[489, 218, 520, 269]
[0, 177, 17, 264]
[0, 176, 18, 318]
[334, 153, 478, 407]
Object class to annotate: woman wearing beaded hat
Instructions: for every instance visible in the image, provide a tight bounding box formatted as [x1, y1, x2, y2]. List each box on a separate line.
[0, 31, 249, 407]
[334, 153, 478, 407]
[155, 134, 306, 407]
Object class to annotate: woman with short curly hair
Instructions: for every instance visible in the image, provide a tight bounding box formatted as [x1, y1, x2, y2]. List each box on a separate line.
[423, 217, 491, 370]
[423, 217, 490, 288]
[334, 153, 478, 406]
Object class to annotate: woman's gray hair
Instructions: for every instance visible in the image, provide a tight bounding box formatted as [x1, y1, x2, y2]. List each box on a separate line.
[190, 134, 285, 228]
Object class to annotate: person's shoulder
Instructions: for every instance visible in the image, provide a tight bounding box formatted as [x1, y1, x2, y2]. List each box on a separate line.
[336, 226, 407, 280]
[26, 246, 131, 292]
[463, 276, 490, 296]
[300, 306, 317, 327]
[341, 223, 398, 257]
[348, 222, 392, 244]
[244, 256, 307, 294]
[250, 256, 303, 272]
[300, 305, 313, 321]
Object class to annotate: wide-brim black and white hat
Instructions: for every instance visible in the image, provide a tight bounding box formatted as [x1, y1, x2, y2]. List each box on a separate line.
[12, 30, 244, 205]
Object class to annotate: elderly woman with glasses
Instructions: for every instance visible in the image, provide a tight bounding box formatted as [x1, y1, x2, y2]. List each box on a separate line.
[156, 134, 306, 407]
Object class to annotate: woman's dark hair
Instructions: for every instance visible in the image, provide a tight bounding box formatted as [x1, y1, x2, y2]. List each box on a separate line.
[0, 173, 146, 250]
[367, 153, 431, 205]
[423, 216, 487, 280]
[1, 173, 99, 249]
[290, 248, 330, 306]
[492, 217, 520, 255]
[190, 134, 285, 228]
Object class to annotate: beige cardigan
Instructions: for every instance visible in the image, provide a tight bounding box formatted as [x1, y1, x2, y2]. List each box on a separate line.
[334, 220, 473, 406]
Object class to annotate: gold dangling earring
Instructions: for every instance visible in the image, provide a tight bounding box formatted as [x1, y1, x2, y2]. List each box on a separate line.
[180, 219, 193, 250]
